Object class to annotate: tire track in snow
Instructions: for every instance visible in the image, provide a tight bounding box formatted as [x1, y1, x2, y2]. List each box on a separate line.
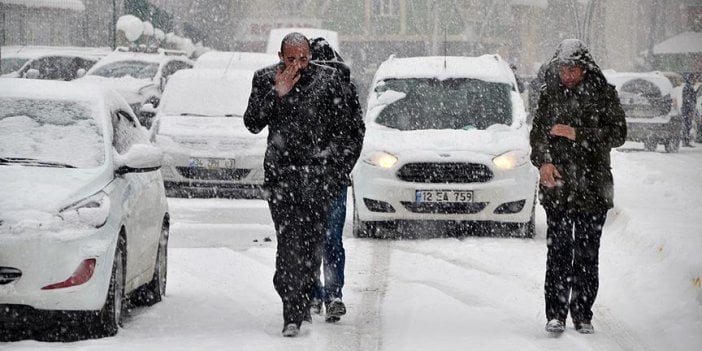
[590, 306, 653, 351]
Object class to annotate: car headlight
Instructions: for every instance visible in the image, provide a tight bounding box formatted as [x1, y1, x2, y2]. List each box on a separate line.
[59, 192, 111, 228]
[492, 150, 529, 170]
[363, 150, 399, 169]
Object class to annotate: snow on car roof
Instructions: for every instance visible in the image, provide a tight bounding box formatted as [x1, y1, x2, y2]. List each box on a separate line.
[159, 68, 255, 118]
[602, 70, 674, 94]
[372, 55, 518, 86]
[1, 45, 112, 59]
[1, 78, 106, 101]
[194, 51, 279, 71]
[0, 0, 85, 11]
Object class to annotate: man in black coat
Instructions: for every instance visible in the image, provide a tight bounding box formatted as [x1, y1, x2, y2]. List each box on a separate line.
[681, 73, 697, 147]
[244, 32, 362, 337]
[530, 39, 626, 335]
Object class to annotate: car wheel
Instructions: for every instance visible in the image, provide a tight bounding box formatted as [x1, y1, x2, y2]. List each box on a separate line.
[94, 235, 126, 337]
[132, 219, 169, 306]
[643, 139, 657, 151]
[664, 138, 680, 153]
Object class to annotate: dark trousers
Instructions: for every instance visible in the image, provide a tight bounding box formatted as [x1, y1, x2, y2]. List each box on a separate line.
[544, 208, 607, 323]
[267, 181, 331, 325]
[314, 188, 347, 303]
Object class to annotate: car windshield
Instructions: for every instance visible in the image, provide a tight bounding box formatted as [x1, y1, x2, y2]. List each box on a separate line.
[373, 78, 513, 130]
[619, 78, 671, 118]
[1, 57, 29, 74]
[90, 60, 159, 79]
[0, 97, 105, 168]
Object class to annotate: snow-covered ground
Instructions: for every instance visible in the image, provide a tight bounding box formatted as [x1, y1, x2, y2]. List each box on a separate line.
[3, 141, 701, 350]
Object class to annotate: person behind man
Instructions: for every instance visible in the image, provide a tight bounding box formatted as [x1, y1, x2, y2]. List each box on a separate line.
[307, 37, 365, 323]
[243, 32, 362, 337]
[530, 39, 626, 335]
[681, 73, 697, 147]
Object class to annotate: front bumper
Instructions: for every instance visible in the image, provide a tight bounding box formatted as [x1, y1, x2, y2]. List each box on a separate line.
[0, 228, 115, 312]
[353, 158, 538, 224]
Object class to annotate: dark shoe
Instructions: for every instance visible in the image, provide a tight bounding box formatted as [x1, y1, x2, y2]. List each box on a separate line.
[325, 298, 346, 323]
[545, 319, 565, 333]
[282, 323, 300, 337]
[310, 297, 323, 315]
[574, 320, 594, 334]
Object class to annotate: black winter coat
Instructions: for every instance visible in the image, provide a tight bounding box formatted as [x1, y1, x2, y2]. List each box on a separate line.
[530, 64, 627, 213]
[244, 62, 363, 195]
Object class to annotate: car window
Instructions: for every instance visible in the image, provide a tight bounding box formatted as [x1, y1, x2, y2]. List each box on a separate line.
[1, 57, 29, 74]
[619, 79, 671, 117]
[113, 110, 148, 155]
[91, 60, 159, 79]
[0, 97, 105, 168]
[374, 78, 513, 131]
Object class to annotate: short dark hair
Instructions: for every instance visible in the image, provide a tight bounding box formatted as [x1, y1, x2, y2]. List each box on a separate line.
[280, 32, 310, 53]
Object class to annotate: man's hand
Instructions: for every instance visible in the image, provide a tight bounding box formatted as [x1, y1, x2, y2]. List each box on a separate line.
[275, 64, 301, 97]
[550, 124, 576, 141]
[539, 163, 562, 188]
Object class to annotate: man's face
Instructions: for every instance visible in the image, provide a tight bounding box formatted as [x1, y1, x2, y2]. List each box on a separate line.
[558, 64, 585, 89]
[278, 42, 310, 74]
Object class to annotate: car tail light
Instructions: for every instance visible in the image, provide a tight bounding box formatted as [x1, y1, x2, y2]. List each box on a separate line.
[41, 258, 96, 290]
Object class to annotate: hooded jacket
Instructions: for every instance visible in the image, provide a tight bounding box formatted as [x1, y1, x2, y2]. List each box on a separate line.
[244, 61, 358, 195]
[530, 39, 627, 212]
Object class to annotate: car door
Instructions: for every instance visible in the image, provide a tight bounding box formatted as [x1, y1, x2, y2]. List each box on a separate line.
[112, 109, 164, 285]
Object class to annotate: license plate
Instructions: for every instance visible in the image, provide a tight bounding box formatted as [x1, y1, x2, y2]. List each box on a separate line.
[415, 190, 473, 203]
[189, 157, 235, 169]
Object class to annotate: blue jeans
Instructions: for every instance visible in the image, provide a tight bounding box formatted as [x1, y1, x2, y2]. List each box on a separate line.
[314, 188, 347, 302]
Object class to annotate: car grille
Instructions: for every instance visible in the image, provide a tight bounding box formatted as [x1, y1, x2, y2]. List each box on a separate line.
[397, 162, 493, 183]
[0, 267, 21, 285]
[400, 202, 488, 214]
[176, 167, 251, 181]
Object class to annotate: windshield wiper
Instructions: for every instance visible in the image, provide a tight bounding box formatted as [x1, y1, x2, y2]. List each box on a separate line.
[0, 157, 76, 168]
[180, 113, 240, 117]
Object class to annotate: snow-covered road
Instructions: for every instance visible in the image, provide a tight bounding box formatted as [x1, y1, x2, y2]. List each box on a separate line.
[3, 142, 701, 350]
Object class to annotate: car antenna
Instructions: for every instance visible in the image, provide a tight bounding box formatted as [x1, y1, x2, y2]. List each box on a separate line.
[443, 25, 447, 69]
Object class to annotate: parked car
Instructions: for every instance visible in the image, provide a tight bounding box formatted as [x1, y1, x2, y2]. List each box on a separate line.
[151, 68, 266, 198]
[78, 47, 193, 128]
[352, 55, 539, 238]
[604, 70, 681, 152]
[0, 79, 169, 340]
[1, 46, 110, 80]
[194, 51, 278, 71]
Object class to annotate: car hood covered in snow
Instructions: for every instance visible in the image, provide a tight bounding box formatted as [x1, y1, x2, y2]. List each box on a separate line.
[0, 166, 110, 232]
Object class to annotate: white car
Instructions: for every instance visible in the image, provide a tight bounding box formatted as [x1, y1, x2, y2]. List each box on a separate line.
[78, 47, 193, 128]
[152, 68, 267, 198]
[1, 45, 110, 80]
[194, 51, 279, 71]
[352, 55, 539, 238]
[0, 79, 169, 339]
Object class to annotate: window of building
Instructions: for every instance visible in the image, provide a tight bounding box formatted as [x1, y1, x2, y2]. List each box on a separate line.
[373, 0, 400, 17]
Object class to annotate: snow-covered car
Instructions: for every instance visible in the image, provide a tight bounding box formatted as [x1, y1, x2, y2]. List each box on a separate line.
[604, 70, 681, 152]
[0, 79, 169, 339]
[352, 55, 539, 238]
[78, 47, 193, 128]
[1, 46, 110, 80]
[194, 51, 279, 71]
[152, 68, 266, 198]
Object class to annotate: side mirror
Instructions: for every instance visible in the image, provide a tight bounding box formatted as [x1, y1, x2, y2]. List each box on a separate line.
[160, 76, 167, 91]
[76, 68, 86, 78]
[24, 69, 40, 79]
[114, 143, 163, 175]
[141, 102, 157, 115]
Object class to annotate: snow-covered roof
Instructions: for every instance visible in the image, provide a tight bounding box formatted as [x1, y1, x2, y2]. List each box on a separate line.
[194, 51, 279, 71]
[266, 28, 340, 54]
[602, 70, 674, 94]
[372, 55, 517, 86]
[0, 0, 85, 11]
[1, 78, 107, 102]
[653, 31, 702, 54]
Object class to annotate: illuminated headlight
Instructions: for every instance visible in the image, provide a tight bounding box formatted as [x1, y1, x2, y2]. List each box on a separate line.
[492, 150, 529, 170]
[59, 192, 111, 228]
[363, 151, 399, 169]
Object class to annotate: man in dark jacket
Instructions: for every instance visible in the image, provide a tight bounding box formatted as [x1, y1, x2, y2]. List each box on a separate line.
[530, 39, 626, 335]
[244, 32, 362, 337]
[307, 37, 364, 323]
[681, 73, 697, 147]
